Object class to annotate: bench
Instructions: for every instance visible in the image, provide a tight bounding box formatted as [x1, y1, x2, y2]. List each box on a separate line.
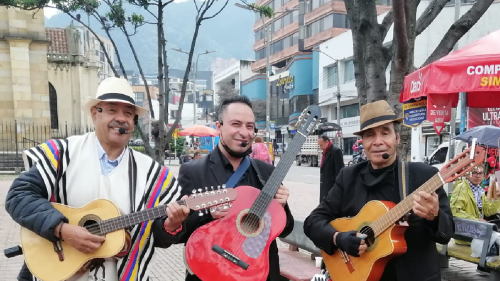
[279, 220, 322, 281]
[437, 217, 500, 280]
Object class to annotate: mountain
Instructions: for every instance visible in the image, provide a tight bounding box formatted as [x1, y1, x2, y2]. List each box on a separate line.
[45, 1, 255, 74]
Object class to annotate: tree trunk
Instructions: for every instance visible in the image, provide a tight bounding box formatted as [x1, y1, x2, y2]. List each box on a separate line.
[162, 29, 170, 148]
[344, 0, 387, 106]
[155, 0, 165, 164]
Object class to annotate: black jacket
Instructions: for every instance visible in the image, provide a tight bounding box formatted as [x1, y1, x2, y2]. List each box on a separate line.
[304, 160, 454, 281]
[5, 165, 172, 281]
[163, 147, 294, 281]
[320, 144, 344, 201]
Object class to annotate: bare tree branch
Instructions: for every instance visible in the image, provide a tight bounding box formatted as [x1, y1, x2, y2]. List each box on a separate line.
[393, 0, 409, 72]
[202, 0, 229, 21]
[379, 9, 394, 41]
[162, 0, 174, 8]
[422, 0, 494, 66]
[416, 0, 449, 36]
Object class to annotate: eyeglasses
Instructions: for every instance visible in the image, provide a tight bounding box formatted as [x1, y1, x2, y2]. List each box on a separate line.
[471, 171, 483, 177]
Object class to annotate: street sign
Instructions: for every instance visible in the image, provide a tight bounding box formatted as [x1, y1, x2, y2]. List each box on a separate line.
[270, 121, 275, 130]
[433, 122, 445, 135]
[403, 98, 427, 127]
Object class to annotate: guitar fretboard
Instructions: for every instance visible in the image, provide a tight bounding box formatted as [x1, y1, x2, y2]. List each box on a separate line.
[370, 173, 444, 236]
[93, 200, 186, 235]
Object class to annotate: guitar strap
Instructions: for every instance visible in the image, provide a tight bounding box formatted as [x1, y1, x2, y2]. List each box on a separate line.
[398, 160, 409, 201]
[225, 156, 251, 188]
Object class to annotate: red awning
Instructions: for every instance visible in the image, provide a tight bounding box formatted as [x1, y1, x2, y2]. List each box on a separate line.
[400, 29, 500, 108]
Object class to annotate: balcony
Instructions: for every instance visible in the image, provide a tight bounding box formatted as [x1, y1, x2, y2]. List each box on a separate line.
[254, 0, 298, 31]
[251, 44, 299, 72]
[254, 22, 298, 51]
[304, 27, 348, 49]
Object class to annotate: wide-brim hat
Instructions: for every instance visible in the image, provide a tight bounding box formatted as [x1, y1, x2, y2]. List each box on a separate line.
[353, 100, 403, 136]
[82, 77, 147, 116]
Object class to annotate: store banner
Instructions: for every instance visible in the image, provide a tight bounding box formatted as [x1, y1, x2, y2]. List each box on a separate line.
[468, 107, 500, 128]
[403, 97, 427, 127]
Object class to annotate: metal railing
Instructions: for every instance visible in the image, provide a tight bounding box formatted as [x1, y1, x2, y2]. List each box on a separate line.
[0, 121, 94, 172]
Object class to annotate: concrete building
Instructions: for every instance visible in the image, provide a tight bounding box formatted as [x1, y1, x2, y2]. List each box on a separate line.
[317, 0, 500, 159]
[213, 60, 255, 103]
[242, 0, 391, 144]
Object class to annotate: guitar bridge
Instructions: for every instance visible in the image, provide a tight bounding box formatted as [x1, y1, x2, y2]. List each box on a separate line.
[212, 244, 249, 270]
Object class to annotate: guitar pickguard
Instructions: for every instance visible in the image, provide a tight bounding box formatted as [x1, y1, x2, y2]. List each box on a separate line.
[241, 212, 272, 258]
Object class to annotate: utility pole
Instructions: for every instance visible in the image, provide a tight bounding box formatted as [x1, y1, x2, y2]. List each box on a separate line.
[446, 0, 461, 193]
[265, 14, 273, 146]
[336, 61, 341, 147]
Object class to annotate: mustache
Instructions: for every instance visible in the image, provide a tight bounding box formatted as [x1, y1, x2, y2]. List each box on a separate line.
[108, 121, 129, 129]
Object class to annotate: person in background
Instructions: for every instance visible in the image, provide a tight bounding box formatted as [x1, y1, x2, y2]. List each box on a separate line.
[193, 151, 201, 160]
[450, 163, 500, 275]
[318, 135, 345, 201]
[250, 136, 272, 164]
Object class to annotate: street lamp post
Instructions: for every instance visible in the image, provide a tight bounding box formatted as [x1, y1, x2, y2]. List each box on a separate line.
[235, 3, 298, 146]
[172, 48, 215, 126]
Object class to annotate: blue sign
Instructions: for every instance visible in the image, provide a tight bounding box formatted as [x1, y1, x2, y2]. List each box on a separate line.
[270, 121, 275, 130]
[403, 98, 427, 128]
[199, 124, 219, 152]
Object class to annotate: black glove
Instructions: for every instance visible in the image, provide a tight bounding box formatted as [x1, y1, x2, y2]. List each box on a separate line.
[335, 230, 362, 257]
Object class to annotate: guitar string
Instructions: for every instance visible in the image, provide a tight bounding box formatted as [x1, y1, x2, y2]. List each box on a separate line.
[359, 155, 475, 238]
[238, 116, 315, 246]
[225, 114, 317, 254]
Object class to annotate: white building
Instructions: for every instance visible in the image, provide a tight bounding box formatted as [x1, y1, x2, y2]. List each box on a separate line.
[212, 60, 255, 105]
[318, 0, 500, 159]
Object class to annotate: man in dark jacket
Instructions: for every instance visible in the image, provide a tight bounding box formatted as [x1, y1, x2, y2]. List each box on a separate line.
[318, 134, 344, 201]
[304, 100, 454, 281]
[162, 96, 294, 281]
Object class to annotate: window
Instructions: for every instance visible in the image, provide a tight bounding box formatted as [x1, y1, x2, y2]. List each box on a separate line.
[255, 48, 266, 60]
[48, 82, 58, 129]
[273, 18, 282, 32]
[272, 39, 283, 54]
[325, 64, 338, 88]
[309, 0, 321, 11]
[283, 13, 292, 26]
[333, 13, 349, 28]
[322, 14, 334, 30]
[340, 104, 360, 118]
[255, 29, 264, 41]
[290, 95, 313, 113]
[343, 137, 357, 155]
[344, 59, 355, 82]
[273, 0, 282, 10]
[283, 35, 292, 49]
[429, 147, 448, 165]
[134, 92, 145, 107]
[292, 32, 298, 45]
[307, 20, 320, 37]
[292, 10, 298, 23]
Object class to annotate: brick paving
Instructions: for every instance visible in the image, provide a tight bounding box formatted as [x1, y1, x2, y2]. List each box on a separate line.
[0, 164, 491, 281]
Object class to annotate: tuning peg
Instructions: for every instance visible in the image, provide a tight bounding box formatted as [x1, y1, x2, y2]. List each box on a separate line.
[198, 211, 204, 216]
[205, 209, 209, 214]
[222, 184, 226, 189]
[205, 187, 210, 196]
[210, 186, 215, 195]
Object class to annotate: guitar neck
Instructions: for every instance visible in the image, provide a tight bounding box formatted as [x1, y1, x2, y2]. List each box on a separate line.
[98, 199, 186, 234]
[370, 173, 444, 237]
[249, 131, 310, 218]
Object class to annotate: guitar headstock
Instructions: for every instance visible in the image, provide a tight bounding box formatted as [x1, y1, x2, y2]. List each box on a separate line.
[184, 185, 238, 216]
[295, 105, 322, 136]
[439, 141, 486, 183]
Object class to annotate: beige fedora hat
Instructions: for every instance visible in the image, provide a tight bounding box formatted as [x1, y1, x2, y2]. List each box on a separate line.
[82, 77, 147, 116]
[353, 100, 403, 136]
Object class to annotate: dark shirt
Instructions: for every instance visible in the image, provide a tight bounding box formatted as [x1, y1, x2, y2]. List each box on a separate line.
[217, 146, 262, 188]
[361, 162, 401, 204]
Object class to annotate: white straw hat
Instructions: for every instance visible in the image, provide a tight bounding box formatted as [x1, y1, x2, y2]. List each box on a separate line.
[82, 77, 147, 116]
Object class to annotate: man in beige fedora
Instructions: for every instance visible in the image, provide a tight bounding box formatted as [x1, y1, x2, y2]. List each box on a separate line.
[304, 100, 454, 281]
[5, 77, 190, 281]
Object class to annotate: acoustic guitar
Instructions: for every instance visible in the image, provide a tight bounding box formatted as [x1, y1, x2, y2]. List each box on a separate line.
[322, 140, 486, 281]
[184, 105, 322, 281]
[20, 188, 237, 281]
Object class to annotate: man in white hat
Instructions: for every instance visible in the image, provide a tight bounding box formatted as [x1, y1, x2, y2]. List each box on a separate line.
[5, 77, 190, 281]
[303, 100, 454, 281]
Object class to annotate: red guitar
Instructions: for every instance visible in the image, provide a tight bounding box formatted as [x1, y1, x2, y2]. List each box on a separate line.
[184, 105, 322, 281]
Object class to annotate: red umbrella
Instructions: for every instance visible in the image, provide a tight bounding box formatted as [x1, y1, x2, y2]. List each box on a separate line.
[400, 28, 500, 108]
[178, 125, 218, 137]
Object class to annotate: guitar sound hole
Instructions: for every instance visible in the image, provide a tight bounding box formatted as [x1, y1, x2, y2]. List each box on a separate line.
[360, 226, 375, 247]
[240, 213, 261, 233]
[83, 220, 102, 236]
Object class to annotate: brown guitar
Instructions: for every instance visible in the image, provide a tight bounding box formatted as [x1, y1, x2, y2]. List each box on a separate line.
[322, 143, 485, 281]
[20, 187, 237, 281]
